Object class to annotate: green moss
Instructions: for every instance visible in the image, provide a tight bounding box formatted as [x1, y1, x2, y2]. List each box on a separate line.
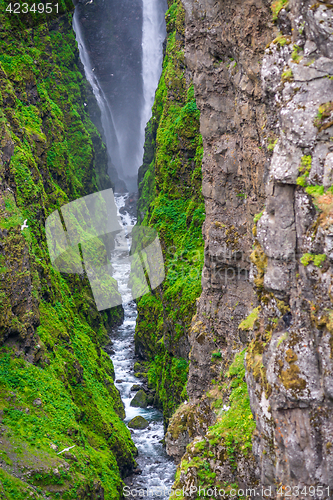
[300, 253, 326, 267]
[314, 102, 333, 131]
[208, 366, 255, 456]
[305, 185, 325, 197]
[173, 350, 256, 494]
[291, 44, 303, 63]
[296, 155, 312, 187]
[271, 35, 291, 48]
[253, 210, 264, 224]
[281, 68, 293, 82]
[238, 307, 260, 331]
[267, 138, 278, 151]
[211, 350, 222, 360]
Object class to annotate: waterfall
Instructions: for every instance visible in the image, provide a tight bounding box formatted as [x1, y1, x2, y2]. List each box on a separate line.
[73, 1, 166, 189]
[72, 10, 124, 182]
[140, 0, 167, 159]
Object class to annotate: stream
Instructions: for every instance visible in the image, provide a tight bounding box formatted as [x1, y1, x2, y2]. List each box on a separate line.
[73, 2, 175, 494]
[110, 193, 176, 499]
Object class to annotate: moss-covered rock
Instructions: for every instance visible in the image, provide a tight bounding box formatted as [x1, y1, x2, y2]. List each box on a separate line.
[130, 389, 148, 408]
[128, 416, 149, 430]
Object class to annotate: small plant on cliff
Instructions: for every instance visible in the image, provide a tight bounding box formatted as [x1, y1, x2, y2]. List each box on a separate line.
[296, 155, 312, 187]
[207, 350, 255, 462]
[238, 307, 261, 331]
[300, 253, 326, 268]
[253, 210, 264, 224]
[271, 0, 288, 21]
[281, 67, 293, 82]
[212, 350, 222, 360]
[291, 44, 303, 63]
[267, 137, 278, 152]
[314, 102, 333, 131]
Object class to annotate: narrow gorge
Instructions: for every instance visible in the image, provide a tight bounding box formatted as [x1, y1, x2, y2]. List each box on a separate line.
[1, 0, 333, 499]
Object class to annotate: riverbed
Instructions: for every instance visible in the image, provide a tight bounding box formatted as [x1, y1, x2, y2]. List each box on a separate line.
[110, 193, 176, 499]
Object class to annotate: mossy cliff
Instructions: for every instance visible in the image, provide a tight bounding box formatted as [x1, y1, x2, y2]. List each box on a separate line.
[0, 4, 136, 498]
[135, 0, 204, 425]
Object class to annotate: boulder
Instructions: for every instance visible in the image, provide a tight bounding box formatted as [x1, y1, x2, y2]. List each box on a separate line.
[130, 389, 148, 408]
[130, 384, 142, 392]
[128, 416, 149, 430]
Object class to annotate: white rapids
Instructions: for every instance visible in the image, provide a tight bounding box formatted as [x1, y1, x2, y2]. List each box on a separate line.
[110, 193, 176, 499]
[140, 0, 167, 161]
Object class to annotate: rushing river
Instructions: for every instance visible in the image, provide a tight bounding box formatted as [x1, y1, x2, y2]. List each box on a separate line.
[110, 193, 176, 499]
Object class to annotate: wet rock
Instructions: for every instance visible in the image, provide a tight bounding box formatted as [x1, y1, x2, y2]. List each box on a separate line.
[116, 379, 124, 383]
[165, 400, 215, 464]
[147, 394, 154, 405]
[103, 344, 115, 355]
[130, 389, 148, 408]
[130, 384, 142, 392]
[128, 416, 149, 430]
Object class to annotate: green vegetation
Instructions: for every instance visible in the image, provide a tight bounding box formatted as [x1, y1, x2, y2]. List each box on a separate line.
[271, 0, 289, 21]
[0, 6, 135, 498]
[272, 35, 291, 47]
[253, 210, 264, 224]
[296, 155, 312, 187]
[314, 102, 333, 131]
[291, 44, 303, 63]
[300, 253, 326, 267]
[267, 137, 278, 151]
[172, 350, 255, 498]
[238, 307, 260, 331]
[208, 351, 255, 458]
[281, 68, 293, 82]
[135, 0, 204, 423]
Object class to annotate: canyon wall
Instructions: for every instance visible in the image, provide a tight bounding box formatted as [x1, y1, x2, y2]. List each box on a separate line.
[171, 0, 333, 496]
[135, 0, 205, 425]
[138, 0, 333, 497]
[0, 8, 136, 498]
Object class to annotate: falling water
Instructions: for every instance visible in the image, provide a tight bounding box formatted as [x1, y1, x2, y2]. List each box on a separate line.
[140, 0, 167, 161]
[111, 194, 176, 499]
[72, 10, 124, 182]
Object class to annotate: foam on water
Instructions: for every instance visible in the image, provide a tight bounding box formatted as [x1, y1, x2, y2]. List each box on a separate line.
[110, 194, 176, 499]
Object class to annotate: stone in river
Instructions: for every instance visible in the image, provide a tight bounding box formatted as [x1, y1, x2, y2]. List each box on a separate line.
[130, 389, 148, 408]
[128, 416, 149, 430]
[130, 384, 142, 392]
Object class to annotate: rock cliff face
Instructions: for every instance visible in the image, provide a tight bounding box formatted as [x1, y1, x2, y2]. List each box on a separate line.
[157, 0, 333, 497]
[0, 9, 136, 499]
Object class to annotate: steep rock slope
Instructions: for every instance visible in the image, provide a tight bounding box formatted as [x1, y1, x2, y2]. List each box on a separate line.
[0, 5, 136, 499]
[135, 0, 205, 425]
[165, 0, 333, 497]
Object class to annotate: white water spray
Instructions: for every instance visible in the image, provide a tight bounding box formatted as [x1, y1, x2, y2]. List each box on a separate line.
[72, 10, 124, 181]
[140, 0, 167, 160]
